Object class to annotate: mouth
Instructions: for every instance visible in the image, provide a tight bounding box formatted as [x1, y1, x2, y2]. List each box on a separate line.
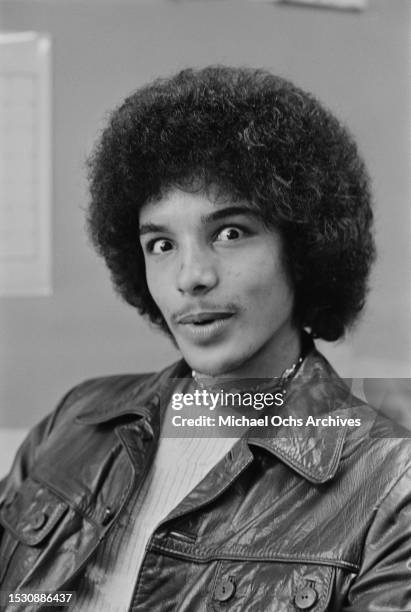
[178, 312, 234, 325]
[176, 312, 235, 343]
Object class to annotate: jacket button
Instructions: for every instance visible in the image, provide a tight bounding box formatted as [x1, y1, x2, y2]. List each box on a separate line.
[31, 510, 48, 530]
[214, 578, 236, 602]
[294, 585, 318, 610]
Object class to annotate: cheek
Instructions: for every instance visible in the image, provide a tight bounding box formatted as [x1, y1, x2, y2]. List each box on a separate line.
[231, 265, 294, 333]
[145, 265, 171, 314]
[234, 256, 292, 302]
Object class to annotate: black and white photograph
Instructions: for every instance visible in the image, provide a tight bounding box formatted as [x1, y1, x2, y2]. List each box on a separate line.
[0, 1, 410, 610]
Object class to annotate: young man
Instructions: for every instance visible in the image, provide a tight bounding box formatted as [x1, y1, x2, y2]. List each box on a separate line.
[1, 66, 410, 611]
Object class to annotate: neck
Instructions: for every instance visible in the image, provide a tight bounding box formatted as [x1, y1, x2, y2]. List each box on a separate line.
[194, 326, 303, 384]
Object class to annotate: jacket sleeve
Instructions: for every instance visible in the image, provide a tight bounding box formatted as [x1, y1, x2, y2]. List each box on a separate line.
[344, 466, 411, 611]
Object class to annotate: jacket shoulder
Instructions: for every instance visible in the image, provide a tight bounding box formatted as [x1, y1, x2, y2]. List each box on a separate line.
[61, 372, 156, 411]
[52, 360, 185, 426]
[0, 361, 185, 502]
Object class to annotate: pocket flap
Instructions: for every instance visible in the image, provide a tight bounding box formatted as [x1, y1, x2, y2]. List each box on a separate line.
[210, 560, 335, 611]
[0, 478, 68, 546]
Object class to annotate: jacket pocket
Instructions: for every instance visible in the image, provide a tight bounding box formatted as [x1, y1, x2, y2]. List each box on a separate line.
[0, 477, 69, 587]
[208, 560, 335, 612]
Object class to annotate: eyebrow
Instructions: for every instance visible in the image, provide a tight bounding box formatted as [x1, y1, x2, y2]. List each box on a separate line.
[139, 205, 259, 236]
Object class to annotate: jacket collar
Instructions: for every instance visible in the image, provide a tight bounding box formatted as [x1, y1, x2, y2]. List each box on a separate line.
[246, 348, 352, 483]
[76, 341, 352, 484]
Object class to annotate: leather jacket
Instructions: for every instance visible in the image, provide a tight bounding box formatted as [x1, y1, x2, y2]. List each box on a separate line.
[1, 346, 411, 611]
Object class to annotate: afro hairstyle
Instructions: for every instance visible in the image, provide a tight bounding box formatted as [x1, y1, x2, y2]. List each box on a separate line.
[86, 65, 375, 342]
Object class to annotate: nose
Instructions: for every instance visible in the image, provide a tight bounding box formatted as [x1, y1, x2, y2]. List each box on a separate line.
[176, 244, 218, 295]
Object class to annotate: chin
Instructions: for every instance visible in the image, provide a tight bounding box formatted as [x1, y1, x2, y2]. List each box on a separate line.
[182, 345, 245, 378]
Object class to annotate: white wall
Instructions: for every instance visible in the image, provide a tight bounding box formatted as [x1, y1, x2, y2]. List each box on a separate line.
[0, 428, 27, 479]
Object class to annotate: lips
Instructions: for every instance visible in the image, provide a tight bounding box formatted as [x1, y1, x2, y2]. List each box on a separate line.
[177, 312, 234, 325]
[175, 312, 235, 344]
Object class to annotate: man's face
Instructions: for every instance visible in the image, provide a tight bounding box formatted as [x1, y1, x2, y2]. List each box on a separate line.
[139, 188, 298, 378]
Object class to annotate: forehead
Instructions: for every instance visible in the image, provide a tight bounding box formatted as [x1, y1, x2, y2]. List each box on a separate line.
[139, 187, 257, 225]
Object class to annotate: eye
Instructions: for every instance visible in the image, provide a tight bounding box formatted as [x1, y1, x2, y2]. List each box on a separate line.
[216, 226, 246, 241]
[146, 238, 174, 254]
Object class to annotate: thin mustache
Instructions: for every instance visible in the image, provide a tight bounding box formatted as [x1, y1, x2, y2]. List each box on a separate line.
[172, 303, 238, 324]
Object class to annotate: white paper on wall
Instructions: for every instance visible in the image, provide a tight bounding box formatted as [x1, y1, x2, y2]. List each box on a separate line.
[279, 0, 367, 9]
[0, 32, 51, 296]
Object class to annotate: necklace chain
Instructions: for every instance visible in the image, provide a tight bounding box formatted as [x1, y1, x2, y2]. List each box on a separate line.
[192, 354, 304, 395]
